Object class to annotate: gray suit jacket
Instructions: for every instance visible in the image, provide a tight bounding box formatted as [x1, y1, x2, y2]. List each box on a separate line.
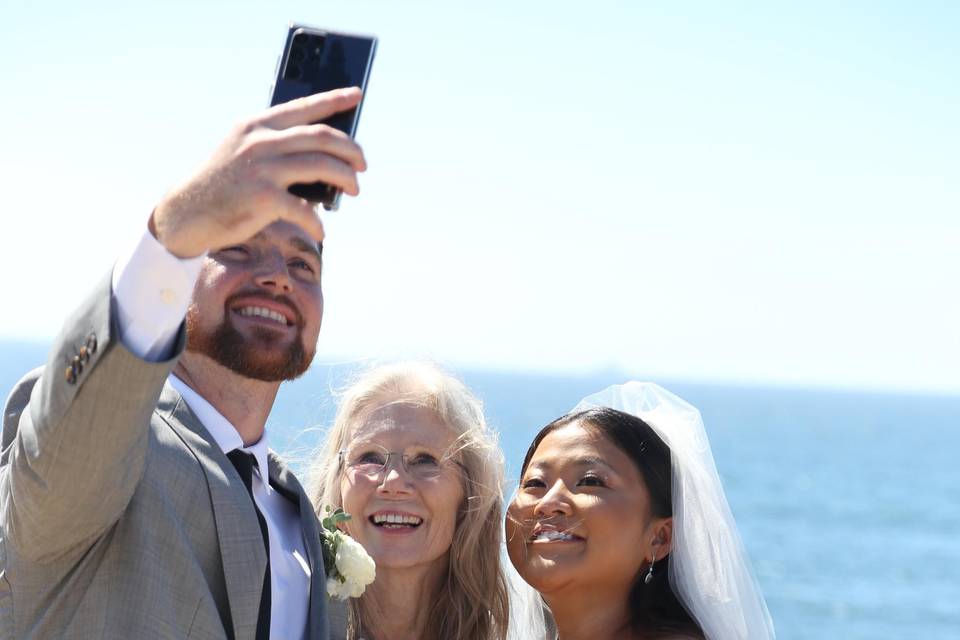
[0, 274, 329, 639]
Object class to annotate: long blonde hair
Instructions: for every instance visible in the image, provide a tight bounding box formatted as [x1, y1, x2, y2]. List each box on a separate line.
[307, 362, 510, 640]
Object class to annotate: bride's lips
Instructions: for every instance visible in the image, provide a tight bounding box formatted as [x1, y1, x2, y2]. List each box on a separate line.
[530, 522, 584, 544]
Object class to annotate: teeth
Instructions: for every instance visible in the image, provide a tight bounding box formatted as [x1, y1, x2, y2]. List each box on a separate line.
[238, 306, 289, 325]
[372, 513, 423, 526]
[533, 530, 576, 542]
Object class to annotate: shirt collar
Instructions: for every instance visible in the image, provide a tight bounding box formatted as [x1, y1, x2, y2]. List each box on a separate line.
[169, 374, 270, 481]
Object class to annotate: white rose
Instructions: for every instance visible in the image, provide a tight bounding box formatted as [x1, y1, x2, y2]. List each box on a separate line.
[326, 575, 357, 601]
[326, 533, 376, 600]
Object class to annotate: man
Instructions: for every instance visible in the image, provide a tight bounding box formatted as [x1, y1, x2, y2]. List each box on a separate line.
[0, 87, 366, 639]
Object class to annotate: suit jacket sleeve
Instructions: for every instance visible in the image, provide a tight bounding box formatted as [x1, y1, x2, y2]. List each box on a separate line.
[0, 272, 185, 563]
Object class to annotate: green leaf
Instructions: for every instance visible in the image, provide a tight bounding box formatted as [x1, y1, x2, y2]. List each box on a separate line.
[319, 505, 358, 579]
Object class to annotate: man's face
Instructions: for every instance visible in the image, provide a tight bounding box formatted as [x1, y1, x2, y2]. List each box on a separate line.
[185, 220, 324, 382]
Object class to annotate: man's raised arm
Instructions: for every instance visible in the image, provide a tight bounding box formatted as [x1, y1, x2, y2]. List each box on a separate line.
[0, 88, 366, 562]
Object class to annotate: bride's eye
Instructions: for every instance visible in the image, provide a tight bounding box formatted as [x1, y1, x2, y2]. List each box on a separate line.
[577, 474, 606, 488]
[521, 477, 546, 489]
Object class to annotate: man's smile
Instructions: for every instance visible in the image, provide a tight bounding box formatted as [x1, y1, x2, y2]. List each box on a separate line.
[228, 295, 301, 329]
[235, 305, 292, 326]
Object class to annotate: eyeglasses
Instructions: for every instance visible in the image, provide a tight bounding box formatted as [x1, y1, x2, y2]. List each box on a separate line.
[339, 447, 451, 480]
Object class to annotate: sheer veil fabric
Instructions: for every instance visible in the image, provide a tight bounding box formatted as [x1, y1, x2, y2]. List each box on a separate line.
[504, 545, 550, 640]
[574, 382, 776, 640]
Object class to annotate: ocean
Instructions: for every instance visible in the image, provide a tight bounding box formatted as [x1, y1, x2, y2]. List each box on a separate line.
[3, 341, 958, 639]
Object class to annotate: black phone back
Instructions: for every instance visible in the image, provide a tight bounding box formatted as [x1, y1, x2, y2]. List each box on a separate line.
[271, 25, 377, 209]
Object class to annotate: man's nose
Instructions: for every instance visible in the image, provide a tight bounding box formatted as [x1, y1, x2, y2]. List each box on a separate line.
[254, 251, 293, 293]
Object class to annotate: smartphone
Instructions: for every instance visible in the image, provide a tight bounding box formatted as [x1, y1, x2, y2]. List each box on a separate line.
[270, 24, 377, 210]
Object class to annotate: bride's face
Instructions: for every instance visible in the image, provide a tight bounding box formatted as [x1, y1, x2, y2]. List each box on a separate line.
[506, 421, 668, 596]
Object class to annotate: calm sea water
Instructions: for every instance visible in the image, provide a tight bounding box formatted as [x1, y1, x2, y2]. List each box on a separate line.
[3, 341, 959, 639]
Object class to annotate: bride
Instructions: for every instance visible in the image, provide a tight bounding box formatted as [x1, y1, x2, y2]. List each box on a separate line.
[506, 382, 775, 639]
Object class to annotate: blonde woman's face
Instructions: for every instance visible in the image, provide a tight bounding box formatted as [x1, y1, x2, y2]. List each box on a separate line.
[506, 422, 659, 596]
[339, 403, 464, 574]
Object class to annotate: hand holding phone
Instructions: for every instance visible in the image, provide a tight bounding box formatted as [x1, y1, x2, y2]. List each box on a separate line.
[270, 25, 377, 210]
[152, 89, 366, 258]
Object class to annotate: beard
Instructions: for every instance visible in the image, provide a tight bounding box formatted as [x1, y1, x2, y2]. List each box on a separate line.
[185, 298, 315, 382]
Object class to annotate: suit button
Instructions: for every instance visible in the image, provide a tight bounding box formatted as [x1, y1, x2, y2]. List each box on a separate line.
[65, 366, 77, 384]
[86, 334, 98, 354]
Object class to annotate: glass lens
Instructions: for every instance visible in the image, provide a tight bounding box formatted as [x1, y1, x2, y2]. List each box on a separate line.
[406, 453, 441, 478]
[344, 447, 446, 479]
[346, 448, 386, 474]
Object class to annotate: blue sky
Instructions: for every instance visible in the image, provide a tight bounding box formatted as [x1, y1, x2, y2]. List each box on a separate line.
[1, 1, 957, 392]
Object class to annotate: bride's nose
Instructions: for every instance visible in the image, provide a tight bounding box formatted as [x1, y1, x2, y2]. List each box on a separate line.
[533, 480, 573, 517]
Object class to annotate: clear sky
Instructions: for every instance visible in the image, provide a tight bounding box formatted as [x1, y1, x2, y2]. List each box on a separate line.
[1, 0, 957, 393]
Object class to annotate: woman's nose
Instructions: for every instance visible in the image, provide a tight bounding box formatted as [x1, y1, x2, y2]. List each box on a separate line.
[533, 480, 573, 517]
[376, 459, 414, 495]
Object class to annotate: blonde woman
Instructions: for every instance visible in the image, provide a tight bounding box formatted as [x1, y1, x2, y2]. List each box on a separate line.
[308, 362, 512, 640]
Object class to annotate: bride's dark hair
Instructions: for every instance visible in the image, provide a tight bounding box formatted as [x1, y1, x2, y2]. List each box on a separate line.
[519, 407, 704, 639]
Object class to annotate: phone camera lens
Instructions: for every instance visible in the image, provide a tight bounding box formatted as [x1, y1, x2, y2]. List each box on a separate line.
[305, 35, 325, 58]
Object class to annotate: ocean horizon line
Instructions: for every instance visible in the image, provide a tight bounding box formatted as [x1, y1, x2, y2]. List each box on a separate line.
[3, 336, 957, 400]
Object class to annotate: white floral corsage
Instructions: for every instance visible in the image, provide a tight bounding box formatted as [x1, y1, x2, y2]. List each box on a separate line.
[320, 506, 376, 600]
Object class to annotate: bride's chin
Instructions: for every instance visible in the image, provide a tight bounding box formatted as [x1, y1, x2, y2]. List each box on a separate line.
[517, 560, 583, 593]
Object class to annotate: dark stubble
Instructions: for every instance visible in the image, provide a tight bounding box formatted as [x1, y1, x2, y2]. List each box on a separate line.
[185, 293, 314, 382]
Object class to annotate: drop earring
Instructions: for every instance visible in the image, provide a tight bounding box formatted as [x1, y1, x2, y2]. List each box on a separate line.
[644, 550, 657, 584]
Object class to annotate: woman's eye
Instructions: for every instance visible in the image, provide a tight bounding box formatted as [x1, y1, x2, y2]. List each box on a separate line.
[577, 474, 606, 488]
[521, 477, 546, 489]
[408, 454, 439, 469]
[354, 451, 386, 466]
[221, 246, 250, 257]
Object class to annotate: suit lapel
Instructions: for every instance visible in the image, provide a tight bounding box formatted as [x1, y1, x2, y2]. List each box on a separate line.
[156, 383, 268, 640]
[268, 453, 330, 640]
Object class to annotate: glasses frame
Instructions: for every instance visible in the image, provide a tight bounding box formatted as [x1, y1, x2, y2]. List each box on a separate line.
[338, 447, 461, 480]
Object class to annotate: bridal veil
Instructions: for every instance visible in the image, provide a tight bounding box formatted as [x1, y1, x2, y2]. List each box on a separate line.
[574, 382, 775, 640]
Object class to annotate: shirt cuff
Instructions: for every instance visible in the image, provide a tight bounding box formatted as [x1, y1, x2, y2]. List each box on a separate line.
[111, 226, 206, 362]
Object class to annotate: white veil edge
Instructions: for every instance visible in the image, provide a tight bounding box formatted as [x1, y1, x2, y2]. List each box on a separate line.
[574, 382, 776, 640]
[503, 541, 550, 640]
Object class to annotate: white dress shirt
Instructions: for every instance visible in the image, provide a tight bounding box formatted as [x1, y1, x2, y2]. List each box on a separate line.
[112, 228, 311, 640]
